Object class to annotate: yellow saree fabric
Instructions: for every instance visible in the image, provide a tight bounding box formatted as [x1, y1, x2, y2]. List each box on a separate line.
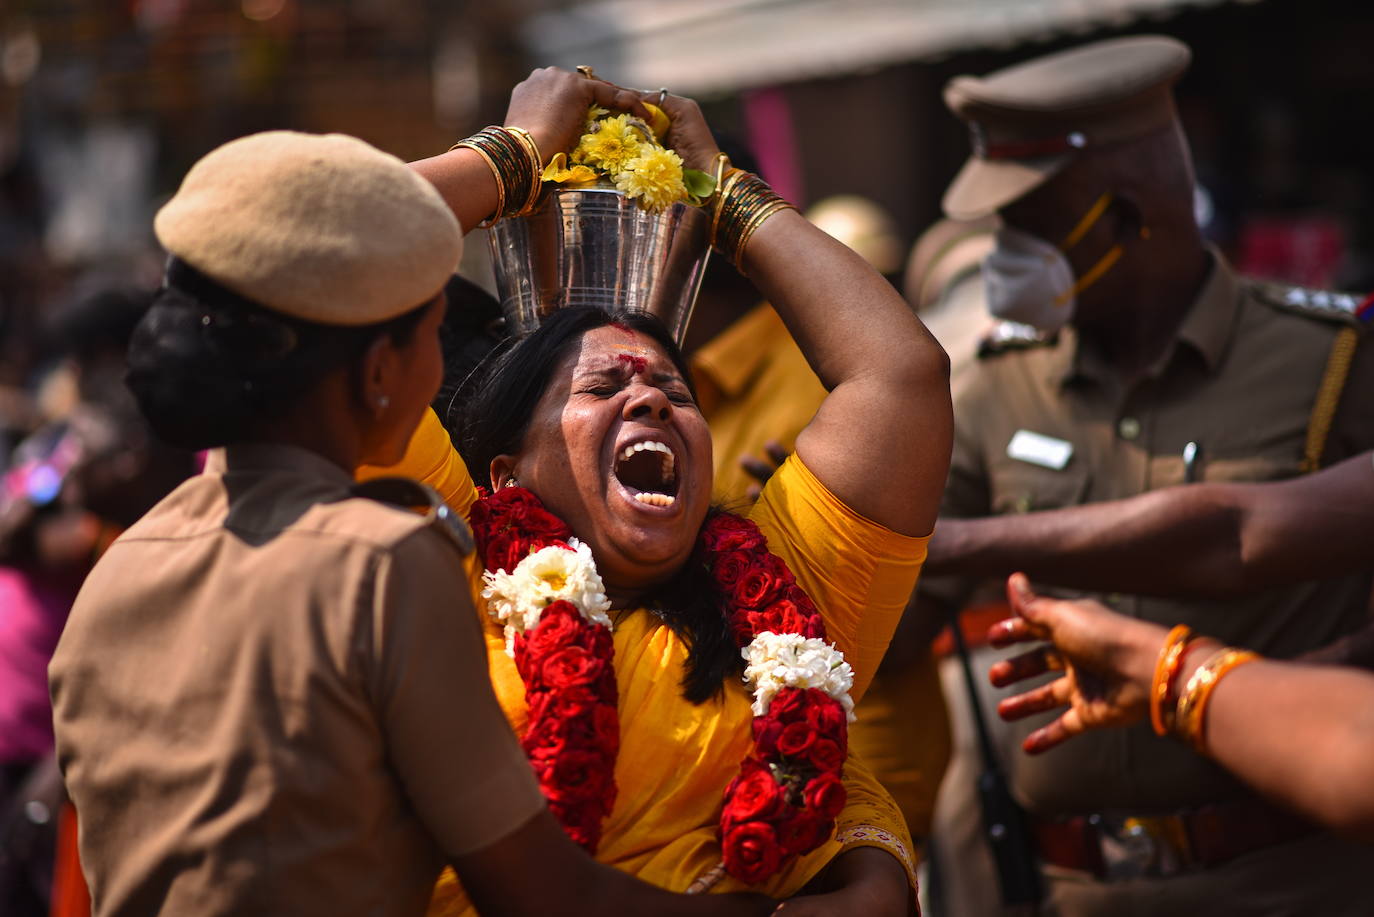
[362, 409, 929, 909]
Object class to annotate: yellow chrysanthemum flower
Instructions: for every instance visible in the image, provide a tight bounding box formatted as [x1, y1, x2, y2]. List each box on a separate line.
[576, 114, 643, 175]
[614, 146, 687, 211]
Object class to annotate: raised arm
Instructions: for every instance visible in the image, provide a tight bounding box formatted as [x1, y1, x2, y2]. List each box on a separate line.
[925, 451, 1374, 598]
[648, 94, 951, 538]
[751, 212, 952, 537]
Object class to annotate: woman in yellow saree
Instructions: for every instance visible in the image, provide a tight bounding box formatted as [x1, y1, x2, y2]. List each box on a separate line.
[367, 68, 953, 915]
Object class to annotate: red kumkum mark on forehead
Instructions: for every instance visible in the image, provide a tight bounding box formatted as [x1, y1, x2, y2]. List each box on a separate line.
[617, 353, 648, 374]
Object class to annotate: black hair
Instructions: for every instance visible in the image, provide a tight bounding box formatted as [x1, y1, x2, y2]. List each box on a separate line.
[44, 284, 150, 363]
[126, 258, 430, 451]
[434, 273, 507, 424]
[453, 305, 738, 703]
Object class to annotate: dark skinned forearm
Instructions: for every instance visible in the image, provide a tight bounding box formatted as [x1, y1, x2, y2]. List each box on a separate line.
[927, 453, 1374, 599]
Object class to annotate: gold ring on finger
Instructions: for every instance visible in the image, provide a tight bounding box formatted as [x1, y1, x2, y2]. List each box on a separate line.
[576, 65, 596, 79]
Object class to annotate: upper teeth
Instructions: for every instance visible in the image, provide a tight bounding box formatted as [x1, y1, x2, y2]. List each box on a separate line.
[620, 441, 674, 462]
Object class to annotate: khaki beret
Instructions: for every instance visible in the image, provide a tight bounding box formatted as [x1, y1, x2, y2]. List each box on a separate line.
[942, 36, 1191, 221]
[155, 131, 461, 326]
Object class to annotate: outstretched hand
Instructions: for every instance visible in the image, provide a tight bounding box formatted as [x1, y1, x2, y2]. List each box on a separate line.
[987, 573, 1165, 754]
[505, 67, 651, 160]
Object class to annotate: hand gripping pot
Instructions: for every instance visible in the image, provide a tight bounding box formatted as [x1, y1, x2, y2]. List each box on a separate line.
[487, 186, 712, 343]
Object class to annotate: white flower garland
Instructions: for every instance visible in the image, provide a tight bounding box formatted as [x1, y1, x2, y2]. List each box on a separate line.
[741, 631, 856, 721]
[480, 538, 856, 726]
[482, 538, 613, 655]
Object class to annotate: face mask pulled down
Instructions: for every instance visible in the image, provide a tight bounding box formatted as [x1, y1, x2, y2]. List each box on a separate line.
[981, 192, 1129, 333]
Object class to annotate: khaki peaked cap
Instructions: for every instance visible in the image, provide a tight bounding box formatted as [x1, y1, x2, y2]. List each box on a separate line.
[155, 131, 462, 326]
[942, 36, 1192, 221]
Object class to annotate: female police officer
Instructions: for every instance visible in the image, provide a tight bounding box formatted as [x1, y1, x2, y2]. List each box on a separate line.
[48, 75, 771, 917]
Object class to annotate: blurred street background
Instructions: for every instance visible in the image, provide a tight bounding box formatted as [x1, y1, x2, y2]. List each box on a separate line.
[7, 0, 1374, 393]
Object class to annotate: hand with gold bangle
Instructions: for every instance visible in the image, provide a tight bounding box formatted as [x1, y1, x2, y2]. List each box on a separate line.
[989, 573, 1263, 756]
[990, 572, 1374, 840]
[410, 67, 652, 232]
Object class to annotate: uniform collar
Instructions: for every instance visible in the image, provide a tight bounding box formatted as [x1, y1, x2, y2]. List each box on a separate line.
[1051, 246, 1238, 387]
[689, 303, 781, 399]
[1170, 247, 1239, 373]
[207, 442, 355, 489]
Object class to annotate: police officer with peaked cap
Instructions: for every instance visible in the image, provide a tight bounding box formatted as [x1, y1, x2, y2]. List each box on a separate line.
[901, 34, 1374, 916]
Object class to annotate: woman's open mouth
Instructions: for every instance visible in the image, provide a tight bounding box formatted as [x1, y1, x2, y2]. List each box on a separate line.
[613, 440, 679, 508]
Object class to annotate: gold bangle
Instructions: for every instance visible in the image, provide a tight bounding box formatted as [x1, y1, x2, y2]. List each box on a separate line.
[452, 137, 505, 228]
[712, 169, 794, 271]
[1174, 647, 1259, 752]
[451, 126, 545, 225]
[710, 152, 732, 197]
[733, 200, 796, 271]
[505, 125, 545, 216]
[711, 167, 743, 249]
[1150, 624, 1193, 737]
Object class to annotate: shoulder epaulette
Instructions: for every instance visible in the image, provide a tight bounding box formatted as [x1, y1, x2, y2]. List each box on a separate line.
[1252, 281, 1373, 329]
[350, 477, 474, 557]
[977, 321, 1057, 358]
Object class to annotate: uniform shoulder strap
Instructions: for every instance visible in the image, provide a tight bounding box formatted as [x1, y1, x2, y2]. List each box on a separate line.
[977, 321, 1057, 359]
[350, 476, 475, 557]
[1247, 281, 1369, 471]
[1251, 281, 1373, 329]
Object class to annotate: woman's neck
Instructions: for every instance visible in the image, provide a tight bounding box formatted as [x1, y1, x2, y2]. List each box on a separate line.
[249, 383, 363, 475]
[605, 583, 654, 611]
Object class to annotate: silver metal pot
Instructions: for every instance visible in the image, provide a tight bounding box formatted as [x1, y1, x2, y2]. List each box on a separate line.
[487, 186, 712, 343]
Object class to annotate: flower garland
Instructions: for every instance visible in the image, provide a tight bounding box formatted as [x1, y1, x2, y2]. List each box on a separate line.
[469, 489, 854, 883]
[469, 487, 619, 851]
[701, 512, 854, 884]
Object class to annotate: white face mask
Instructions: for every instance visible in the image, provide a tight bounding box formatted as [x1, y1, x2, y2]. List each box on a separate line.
[981, 226, 1078, 332]
[981, 192, 1131, 333]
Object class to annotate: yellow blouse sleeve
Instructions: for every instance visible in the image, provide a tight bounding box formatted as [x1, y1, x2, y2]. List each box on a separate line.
[837, 749, 920, 900]
[356, 407, 479, 518]
[747, 454, 929, 703]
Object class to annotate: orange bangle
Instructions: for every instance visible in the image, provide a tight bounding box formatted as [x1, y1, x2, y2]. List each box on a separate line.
[1150, 624, 1193, 737]
[1174, 647, 1260, 753]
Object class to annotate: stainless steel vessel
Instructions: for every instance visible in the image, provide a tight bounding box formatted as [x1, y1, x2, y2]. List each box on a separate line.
[487, 186, 712, 342]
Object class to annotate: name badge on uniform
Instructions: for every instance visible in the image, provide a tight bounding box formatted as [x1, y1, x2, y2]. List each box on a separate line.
[1007, 429, 1073, 470]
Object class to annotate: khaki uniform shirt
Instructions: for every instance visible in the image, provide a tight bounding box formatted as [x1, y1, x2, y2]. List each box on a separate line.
[49, 444, 544, 917]
[931, 253, 1374, 814]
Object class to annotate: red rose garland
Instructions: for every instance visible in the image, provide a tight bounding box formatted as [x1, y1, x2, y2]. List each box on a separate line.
[469, 490, 851, 882]
[469, 487, 619, 851]
[703, 512, 850, 884]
